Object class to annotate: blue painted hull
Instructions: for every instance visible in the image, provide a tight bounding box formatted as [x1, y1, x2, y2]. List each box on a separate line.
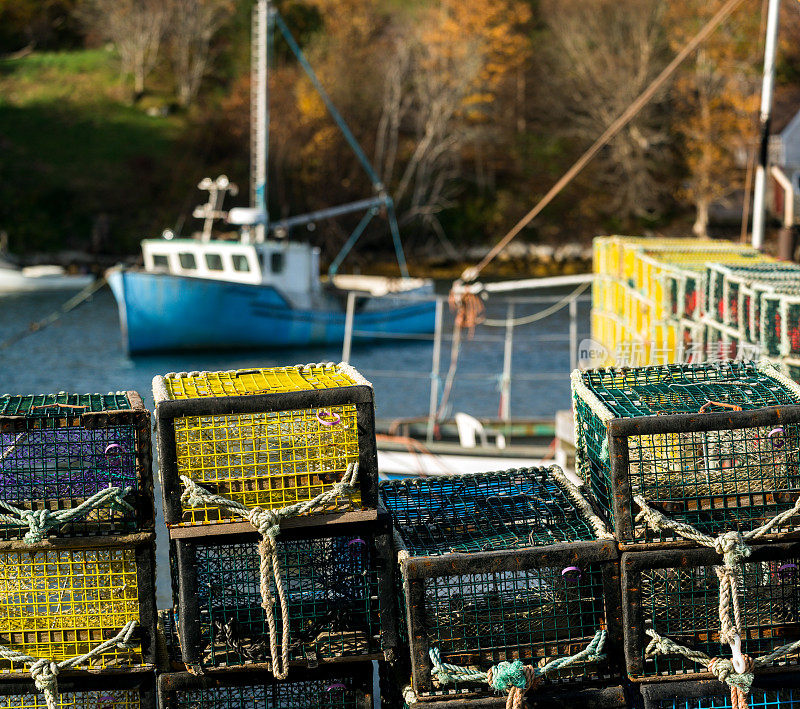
[107, 270, 436, 354]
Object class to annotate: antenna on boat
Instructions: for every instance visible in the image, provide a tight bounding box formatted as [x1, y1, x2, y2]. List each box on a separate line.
[251, 0, 271, 243]
[193, 175, 238, 242]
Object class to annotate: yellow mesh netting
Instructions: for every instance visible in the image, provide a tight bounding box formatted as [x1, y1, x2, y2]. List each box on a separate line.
[0, 547, 141, 672]
[174, 405, 361, 523]
[164, 365, 359, 400]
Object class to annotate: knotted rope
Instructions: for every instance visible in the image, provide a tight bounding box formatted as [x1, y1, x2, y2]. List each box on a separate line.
[0, 620, 138, 709]
[635, 495, 800, 675]
[0, 485, 134, 543]
[429, 629, 607, 709]
[179, 462, 360, 679]
[645, 628, 800, 709]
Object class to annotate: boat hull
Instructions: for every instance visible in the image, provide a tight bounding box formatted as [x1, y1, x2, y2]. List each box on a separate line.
[0, 271, 94, 294]
[107, 269, 436, 354]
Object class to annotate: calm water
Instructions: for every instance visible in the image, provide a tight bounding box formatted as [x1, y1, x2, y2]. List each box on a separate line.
[0, 286, 589, 606]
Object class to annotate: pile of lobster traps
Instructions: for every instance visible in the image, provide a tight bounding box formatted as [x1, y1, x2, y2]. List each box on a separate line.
[572, 361, 800, 708]
[153, 364, 397, 704]
[0, 391, 157, 708]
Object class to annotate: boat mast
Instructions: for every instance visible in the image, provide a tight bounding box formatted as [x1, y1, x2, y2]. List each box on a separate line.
[251, 0, 272, 243]
[752, 0, 781, 251]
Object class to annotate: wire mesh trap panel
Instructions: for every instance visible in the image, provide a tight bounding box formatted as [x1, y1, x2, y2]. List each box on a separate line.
[403, 685, 630, 709]
[380, 469, 622, 700]
[173, 527, 392, 670]
[640, 676, 800, 709]
[158, 665, 373, 709]
[0, 536, 156, 674]
[572, 361, 800, 545]
[0, 392, 153, 539]
[157, 608, 183, 670]
[0, 672, 156, 709]
[152, 364, 378, 526]
[622, 544, 800, 680]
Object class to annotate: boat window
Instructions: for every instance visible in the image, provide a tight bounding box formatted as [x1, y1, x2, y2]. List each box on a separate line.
[152, 254, 169, 269]
[179, 253, 197, 270]
[205, 253, 223, 271]
[232, 254, 250, 272]
[270, 252, 285, 274]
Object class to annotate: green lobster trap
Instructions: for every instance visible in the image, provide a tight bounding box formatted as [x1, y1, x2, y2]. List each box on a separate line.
[171, 518, 396, 672]
[760, 292, 800, 359]
[640, 676, 800, 709]
[572, 361, 800, 546]
[622, 543, 800, 680]
[0, 392, 153, 540]
[152, 364, 378, 527]
[704, 263, 800, 335]
[157, 665, 374, 709]
[0, 672, 156, 709]
[0, 534, 156, 676]
[380, 467, 622, 702]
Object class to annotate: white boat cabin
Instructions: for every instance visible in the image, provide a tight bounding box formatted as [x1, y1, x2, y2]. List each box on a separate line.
[141, 238, 321, 295]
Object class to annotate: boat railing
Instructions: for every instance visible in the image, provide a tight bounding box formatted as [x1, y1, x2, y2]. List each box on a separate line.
[338, 275, 592, 443]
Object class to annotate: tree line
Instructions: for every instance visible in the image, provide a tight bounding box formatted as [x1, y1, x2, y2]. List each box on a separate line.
[2, 0, 800, 254]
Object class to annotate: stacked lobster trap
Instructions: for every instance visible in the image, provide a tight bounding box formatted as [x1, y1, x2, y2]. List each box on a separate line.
[572, 361, 800, 707]
[0, 392, 157, 709]
[153, 364, 397, 699]
[380, 466, 627, 708]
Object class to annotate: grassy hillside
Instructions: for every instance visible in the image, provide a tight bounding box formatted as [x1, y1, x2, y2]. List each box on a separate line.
[0, 49, 190, 255]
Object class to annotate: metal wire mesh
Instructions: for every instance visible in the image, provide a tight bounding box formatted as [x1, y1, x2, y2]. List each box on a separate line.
[574, 362, 800, 542]
[166, 677, 365, 709]
[194, 535, 381, 668]
[173, 404, 361, 522]
[162, 365, 360, 400]
[0, 425, 139, 538]
[640, 557, 800, 677]
[0, 546, 142, 671]
[424, 564, 607, 680]
[646, 688, 800, 709]
[380, 469, 597, 556]
[0, 688, 143, 708]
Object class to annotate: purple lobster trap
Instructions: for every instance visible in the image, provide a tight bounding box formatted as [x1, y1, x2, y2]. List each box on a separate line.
[0, 392, 153, 540]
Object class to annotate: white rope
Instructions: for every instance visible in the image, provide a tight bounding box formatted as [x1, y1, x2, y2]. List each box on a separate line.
[179, 462, 360, 679]
[635, 494, 800, 674]
[0, 620, 138, 709]
[547, 465, 613, 540]
[0, 486, 133, 543]
[481, 282, 590, 327]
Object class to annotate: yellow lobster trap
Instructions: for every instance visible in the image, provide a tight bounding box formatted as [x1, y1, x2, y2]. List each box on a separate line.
[0, 672, 155, 709]
[0, 535, 155, 676]
[153, 363, 378, 527]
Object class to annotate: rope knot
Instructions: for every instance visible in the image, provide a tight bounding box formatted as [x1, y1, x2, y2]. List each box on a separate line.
[248, 507, 281, 538]
[713, 531, 751, 567]
[488, 660, 530, 692]
[21, 509, 51, 544]
[29, 658, 58, 693]
[708, 656, 755, 693]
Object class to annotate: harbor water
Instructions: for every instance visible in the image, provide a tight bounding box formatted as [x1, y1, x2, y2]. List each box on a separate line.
[0, 286, 589, 606]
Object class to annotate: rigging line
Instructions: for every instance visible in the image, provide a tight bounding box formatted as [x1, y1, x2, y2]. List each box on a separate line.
[481, 282, 590, 327]
[0, 276, 106, 351]
[460, 0, 749, 284]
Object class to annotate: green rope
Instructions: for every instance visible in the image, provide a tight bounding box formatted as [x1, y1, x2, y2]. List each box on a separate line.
[429, 628, 607, 689]
[0, 485, 134, 543]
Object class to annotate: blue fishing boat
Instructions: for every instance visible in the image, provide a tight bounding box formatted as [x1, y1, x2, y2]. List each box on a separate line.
[107, 235, 435, 354]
